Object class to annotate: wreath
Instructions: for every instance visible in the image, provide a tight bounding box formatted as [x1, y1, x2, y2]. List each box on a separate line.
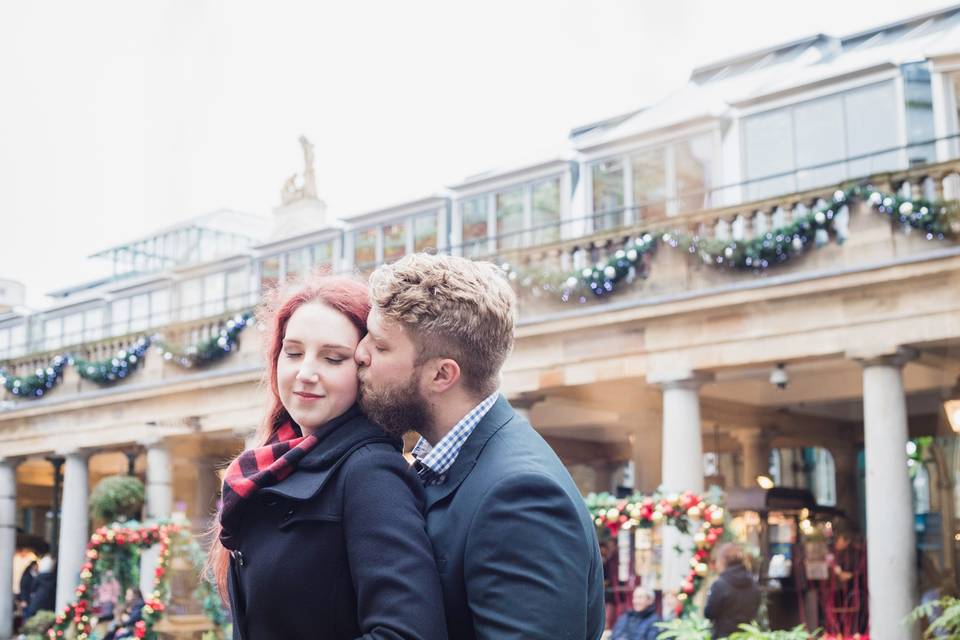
[586, 491, 727, 617]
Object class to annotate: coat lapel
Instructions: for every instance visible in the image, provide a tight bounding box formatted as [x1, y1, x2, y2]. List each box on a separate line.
[423, 395, 515, 510]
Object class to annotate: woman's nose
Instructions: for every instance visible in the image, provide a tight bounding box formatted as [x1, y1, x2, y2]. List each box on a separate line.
[296, 363, 320, 382]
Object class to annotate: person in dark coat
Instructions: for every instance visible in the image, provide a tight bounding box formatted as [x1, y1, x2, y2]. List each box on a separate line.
[704, 543, 761, 638]
[17, 560, 38, 614]
[25, 556, 55, 620]
[208, 275, 447, 640]
[355, 253, 605, 640]
[611, 586, 661, 640]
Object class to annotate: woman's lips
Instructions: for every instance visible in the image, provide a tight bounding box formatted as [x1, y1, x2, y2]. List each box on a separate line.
[294, 391, 324, 401]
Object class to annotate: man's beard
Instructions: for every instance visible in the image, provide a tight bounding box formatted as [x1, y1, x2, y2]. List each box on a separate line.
[358, 372, 433, 439]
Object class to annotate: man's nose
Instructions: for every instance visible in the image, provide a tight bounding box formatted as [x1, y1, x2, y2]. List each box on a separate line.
[355, 339, 370, 367]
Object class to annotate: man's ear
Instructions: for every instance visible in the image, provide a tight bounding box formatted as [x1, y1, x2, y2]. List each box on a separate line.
[424, 357, 461, 394]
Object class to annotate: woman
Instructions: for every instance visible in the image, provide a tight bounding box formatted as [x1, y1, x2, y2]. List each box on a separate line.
[208, 275, 447, 640]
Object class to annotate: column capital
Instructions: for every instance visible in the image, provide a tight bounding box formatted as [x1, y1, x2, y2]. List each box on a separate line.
[52, 446, 92, 459]
[647, 370, 714, 391]
[729, 426, 773, 445]
[847, 346, 918, 369]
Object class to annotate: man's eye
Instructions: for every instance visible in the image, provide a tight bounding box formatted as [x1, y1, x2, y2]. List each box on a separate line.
[374, 346, 386, 352]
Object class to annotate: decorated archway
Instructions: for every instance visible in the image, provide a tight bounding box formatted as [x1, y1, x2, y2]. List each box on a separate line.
[586, 491, 726, 617]
[46, 522, 225, 640]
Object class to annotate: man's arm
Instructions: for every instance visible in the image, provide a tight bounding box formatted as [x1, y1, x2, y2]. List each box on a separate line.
[464, 472, 594, 640]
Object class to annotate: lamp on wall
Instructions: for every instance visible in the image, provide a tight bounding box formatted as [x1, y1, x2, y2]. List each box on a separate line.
[756, 475, 775, 489]
[945, 399, 960, 433]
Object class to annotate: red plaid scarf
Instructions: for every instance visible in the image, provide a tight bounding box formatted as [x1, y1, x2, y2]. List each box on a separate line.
[219, 420, 317, 544]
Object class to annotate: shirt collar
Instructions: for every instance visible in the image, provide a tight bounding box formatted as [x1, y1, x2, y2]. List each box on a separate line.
[411, 391, 500, 480]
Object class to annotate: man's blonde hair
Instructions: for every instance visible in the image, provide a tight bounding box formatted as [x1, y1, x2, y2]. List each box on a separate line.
[368, 253, 516, 396]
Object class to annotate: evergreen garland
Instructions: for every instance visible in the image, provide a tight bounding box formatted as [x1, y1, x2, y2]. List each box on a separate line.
[155, 312, 253, 369]
[0, 354, 68, 398]
[73, 337, 152, 385]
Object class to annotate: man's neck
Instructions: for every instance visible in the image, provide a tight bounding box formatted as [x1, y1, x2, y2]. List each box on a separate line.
[419, 392, 487, 446]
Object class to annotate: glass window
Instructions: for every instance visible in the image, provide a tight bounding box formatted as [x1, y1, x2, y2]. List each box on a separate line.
[312, 241, 334, 269]
[203, 273, 225, 317]
[495, 188, 525, 250]
[151, 289, 170, 326]
[631, 148, 667, 219]
[744, 109, 796, 200]
[179, 278, 203, 321]
[354, 228, 378, 271]
[793, 94, 846, 191]
[844, 82, 899, 177]
[460, 197, 488, 258]
[903, 62, 936, 166]
[284, 248, 310, 282]
[0, 329, 8, 359]
[591, 160, 624, 230]
[63, 313, 83, 346]
[226, 269, 249, 310]
[43, 317, 62, 351]
[383, 221, 407, 263]
[84, 308, 104, 342]
[9, 325, 26, 358]
[260, 257, 280, 294]
[532, 178, 561, 244]
[413, 213, 438, 252]
[130, 293, 150, 332]
[111, 299, 131, 335]
[675, 135, 714, 212]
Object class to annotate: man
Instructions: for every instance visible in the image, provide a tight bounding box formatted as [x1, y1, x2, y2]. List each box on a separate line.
[703, 543, 760, 638]
[611, 586, 660, 640]
[355, 252, 605, 640]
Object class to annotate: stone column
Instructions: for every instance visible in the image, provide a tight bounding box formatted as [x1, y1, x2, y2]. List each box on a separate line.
[856, 348, 917, 640]
[0, 460, 18, 640]
[649, 371, 711, 591]
[56, 450, 89, 611]
[650, 371, 711, 494]
[141, 438, 173, 597]
[144, 438, 173, 521]
[731, 427, 771, 488]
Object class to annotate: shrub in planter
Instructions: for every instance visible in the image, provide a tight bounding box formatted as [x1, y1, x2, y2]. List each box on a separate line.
[89, 475, 145, 523]
[21, 610, 56, 636]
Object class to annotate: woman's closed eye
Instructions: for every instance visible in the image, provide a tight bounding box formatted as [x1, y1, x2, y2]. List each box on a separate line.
[325, 357, 347, 364]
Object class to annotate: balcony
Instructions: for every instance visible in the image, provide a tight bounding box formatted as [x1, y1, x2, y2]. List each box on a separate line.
[491, 159, 960, 322]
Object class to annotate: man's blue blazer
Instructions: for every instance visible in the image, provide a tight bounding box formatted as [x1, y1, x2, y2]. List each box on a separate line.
[423, 395, 605, 640]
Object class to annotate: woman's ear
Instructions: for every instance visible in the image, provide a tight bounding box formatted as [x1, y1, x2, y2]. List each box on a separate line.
[425, 357, 461, 394]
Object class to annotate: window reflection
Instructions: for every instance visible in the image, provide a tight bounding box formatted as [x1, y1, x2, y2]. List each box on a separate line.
[631, 148, 667, 220]
[461, 197, 488, 257]
[354, 228, 378, 272]
[532, 178, 561, 244]
[496, 188, 525, 250]
[383, 222, 407, 263]
[414, 213, 438, 252]
[591, 160, 624, 231]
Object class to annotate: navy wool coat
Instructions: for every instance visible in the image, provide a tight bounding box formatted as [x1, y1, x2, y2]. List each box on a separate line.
[423, 395, 605, 640]
[226, 406, 448, 640]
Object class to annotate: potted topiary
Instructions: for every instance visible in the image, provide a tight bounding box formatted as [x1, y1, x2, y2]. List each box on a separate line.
[89, 475, 145, 524]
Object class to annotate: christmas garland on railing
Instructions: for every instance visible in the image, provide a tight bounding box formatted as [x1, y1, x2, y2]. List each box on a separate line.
[0, 354, 68, 398]
[586, 491, 727, 618]
[73, 337, 152, 386]
[154, 312, 253, 369]
[49, 522, 180, 640]
[0, 312, 255, 401]
[505, 185, 958, 303]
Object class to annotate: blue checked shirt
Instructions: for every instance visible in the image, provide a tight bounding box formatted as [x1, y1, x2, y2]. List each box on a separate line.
[411, 391, 500, 486]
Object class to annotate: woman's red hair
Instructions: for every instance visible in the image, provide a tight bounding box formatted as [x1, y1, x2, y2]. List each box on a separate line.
[205, 271, 370, 602]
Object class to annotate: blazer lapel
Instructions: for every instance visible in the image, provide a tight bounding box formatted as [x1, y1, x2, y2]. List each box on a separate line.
[424, 395, 515, 510]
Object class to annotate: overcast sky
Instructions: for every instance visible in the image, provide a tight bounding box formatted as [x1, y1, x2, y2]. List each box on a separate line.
[1, 0, 955, 308]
